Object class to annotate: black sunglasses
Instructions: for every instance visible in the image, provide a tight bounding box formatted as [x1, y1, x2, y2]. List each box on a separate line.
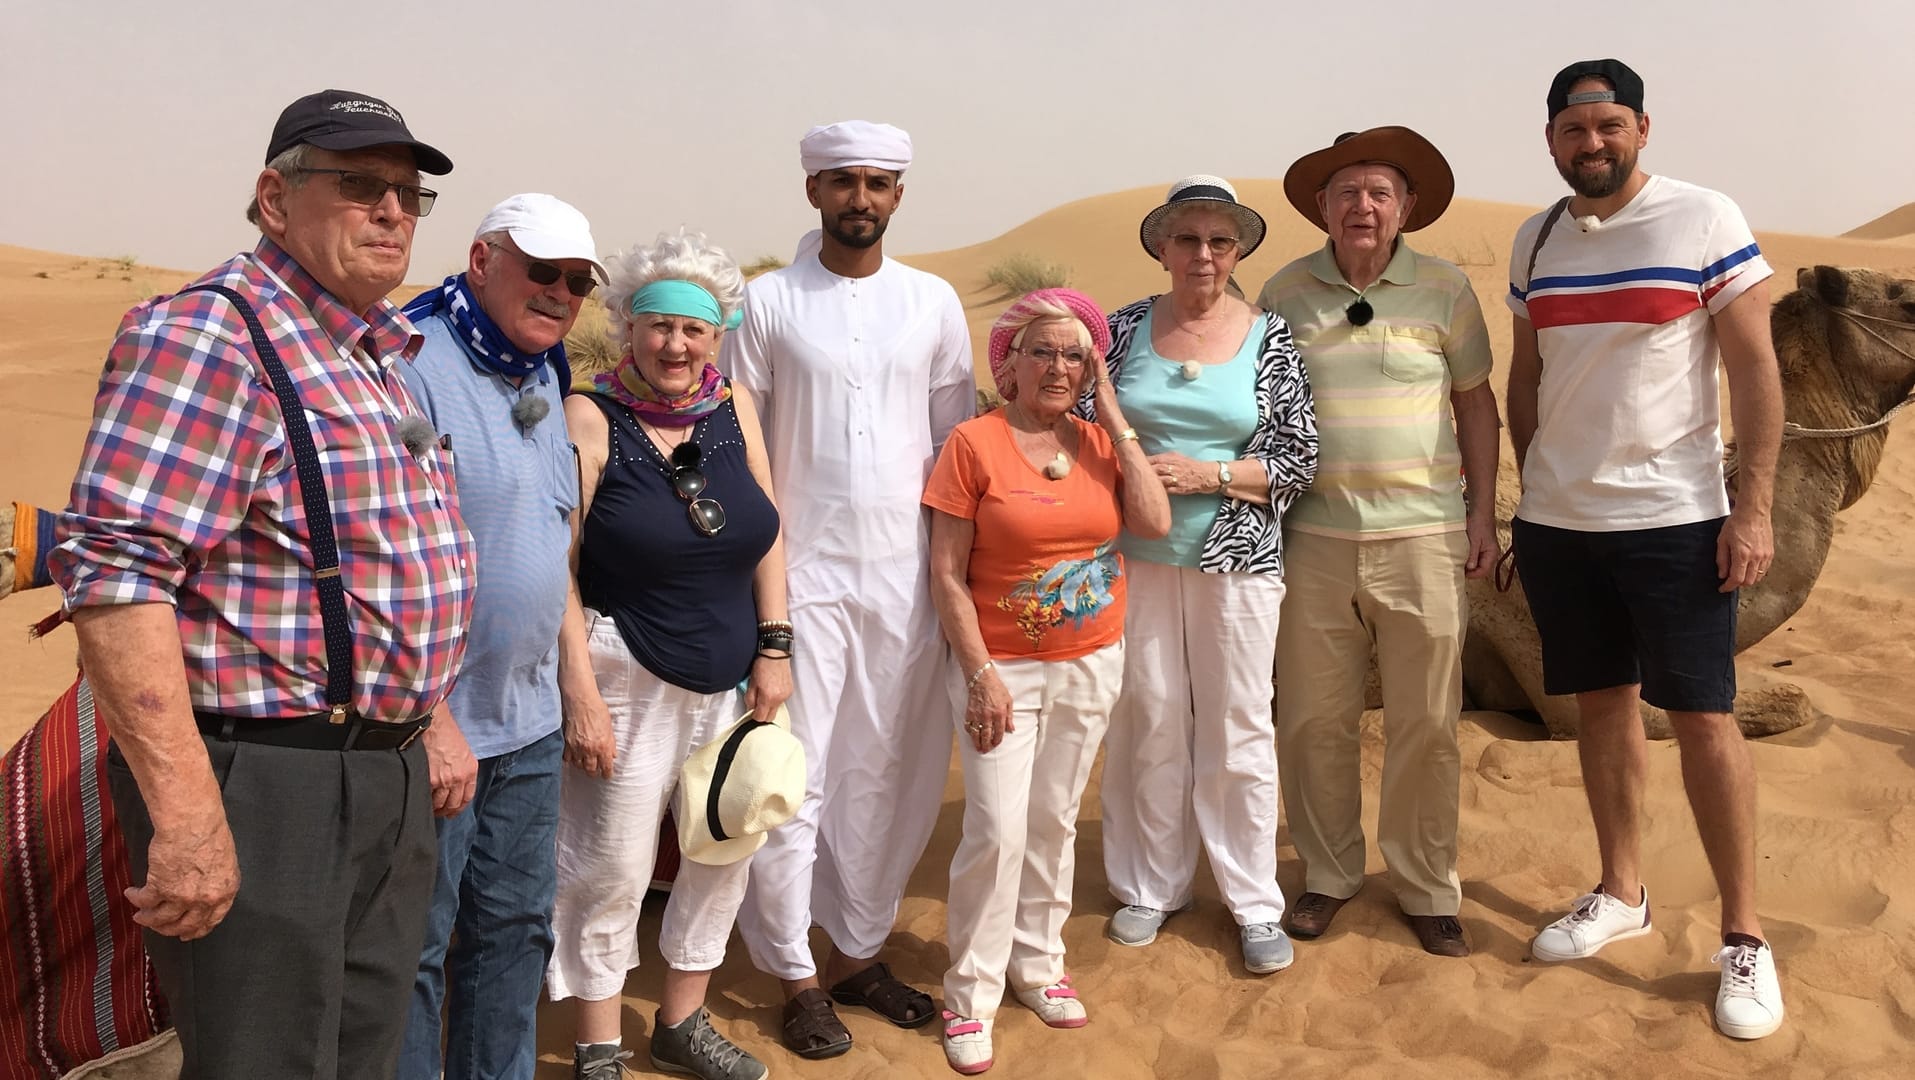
[1346, 298, 1374, 327]
[487, 242, 598, 298]
[294, 168, 437, 217]
[670, 442, 726, 537]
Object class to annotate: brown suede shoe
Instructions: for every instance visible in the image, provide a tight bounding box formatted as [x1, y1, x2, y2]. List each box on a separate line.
[1408, 914, 1471, 957]
[1285, 892, 1349, 939]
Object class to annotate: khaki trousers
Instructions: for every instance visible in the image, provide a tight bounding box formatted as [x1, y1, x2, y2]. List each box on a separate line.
[1275, 530, 1467, 915]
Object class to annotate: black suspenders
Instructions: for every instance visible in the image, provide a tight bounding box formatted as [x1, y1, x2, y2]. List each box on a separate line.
[182, 284, 354, 721]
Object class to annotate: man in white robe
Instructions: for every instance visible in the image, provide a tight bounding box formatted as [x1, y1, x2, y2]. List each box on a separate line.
[721, 120, 975, 1059]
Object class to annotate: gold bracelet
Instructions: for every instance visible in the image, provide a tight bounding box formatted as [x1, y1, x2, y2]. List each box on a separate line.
[1113, 427, 1140, 445]
[966, 660, 996, 691]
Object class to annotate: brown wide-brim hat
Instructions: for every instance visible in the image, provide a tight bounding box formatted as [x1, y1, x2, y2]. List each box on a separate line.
[1283, 126, 1454, 233]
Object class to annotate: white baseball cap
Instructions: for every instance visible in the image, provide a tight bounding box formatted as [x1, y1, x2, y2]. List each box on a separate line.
[674, 706, 807, 866]
[473, 193, 604, 279]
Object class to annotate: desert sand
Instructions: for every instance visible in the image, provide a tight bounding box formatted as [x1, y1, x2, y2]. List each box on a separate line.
[4, 185, 1915, 1079]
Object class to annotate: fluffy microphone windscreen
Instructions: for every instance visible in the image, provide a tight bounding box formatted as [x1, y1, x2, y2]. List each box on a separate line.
[396, 415, 437, 456]
[512, 395, 551, 429]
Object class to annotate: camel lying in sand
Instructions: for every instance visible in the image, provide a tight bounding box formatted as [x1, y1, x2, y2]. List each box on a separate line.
[1461, 266, 1915, 737]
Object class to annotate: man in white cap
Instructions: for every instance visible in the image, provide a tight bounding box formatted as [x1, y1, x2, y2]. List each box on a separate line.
[395, 194, 600, 1080]
[722, 120, 975, 1059]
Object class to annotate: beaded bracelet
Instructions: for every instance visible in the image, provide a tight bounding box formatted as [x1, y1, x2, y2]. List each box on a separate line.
[757, 619, 795, 634]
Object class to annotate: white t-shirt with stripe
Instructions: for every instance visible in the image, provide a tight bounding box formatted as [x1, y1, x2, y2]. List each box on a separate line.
[1506, 174, 1772, 531]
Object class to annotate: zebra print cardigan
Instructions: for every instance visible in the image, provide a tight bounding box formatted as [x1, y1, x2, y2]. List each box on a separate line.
[1078, 296, 1319, 576]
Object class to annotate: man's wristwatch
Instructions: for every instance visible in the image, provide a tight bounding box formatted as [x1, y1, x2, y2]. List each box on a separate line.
[1217, 460, 1233, 493]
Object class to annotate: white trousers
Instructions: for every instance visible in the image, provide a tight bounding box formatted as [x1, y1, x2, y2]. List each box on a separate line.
[546, 613, 751, 1002]
[944, 643, 1122, 1020]
[1101, 560, 1287, 924]
[738, 583, 952, 980]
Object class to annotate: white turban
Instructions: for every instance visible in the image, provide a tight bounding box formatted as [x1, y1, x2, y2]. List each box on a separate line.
[799, 120, 913, 175]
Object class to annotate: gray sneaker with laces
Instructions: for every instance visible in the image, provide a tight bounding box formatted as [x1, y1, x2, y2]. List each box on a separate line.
[650, 1007, 769, 1080]
[1108, 904, 1172, 946]
[1241, 922, 1295, 974]
[574, 1042, 632, 1080]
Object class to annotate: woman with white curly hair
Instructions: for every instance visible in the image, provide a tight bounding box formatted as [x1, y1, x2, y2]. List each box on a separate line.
[547, 228, 790, 1080]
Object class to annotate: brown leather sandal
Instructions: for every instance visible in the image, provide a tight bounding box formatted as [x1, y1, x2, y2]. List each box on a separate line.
[829, 961, 936, 1028]
[781, 988, 852, 1060]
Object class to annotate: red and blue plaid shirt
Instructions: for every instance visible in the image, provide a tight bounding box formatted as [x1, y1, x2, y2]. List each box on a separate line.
[52, 239, 474, 722]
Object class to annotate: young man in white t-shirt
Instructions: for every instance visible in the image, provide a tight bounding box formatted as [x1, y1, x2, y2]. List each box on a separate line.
[1505, 58, 1788, 1040]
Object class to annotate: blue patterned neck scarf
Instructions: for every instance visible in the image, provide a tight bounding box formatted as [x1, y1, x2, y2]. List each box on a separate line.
[402, 274, 572, 391]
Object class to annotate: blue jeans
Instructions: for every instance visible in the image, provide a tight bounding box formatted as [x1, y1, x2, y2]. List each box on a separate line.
[398, 728, 563, 1080]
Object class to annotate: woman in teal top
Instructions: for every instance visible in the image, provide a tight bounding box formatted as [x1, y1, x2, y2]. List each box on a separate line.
[1078, 175, 1318, 978]
[1113, 303, 1265, 565]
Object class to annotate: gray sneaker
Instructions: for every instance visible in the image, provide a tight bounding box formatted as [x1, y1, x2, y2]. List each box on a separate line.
[1241, 922, 1295, 974]
[574, 1042, 632, 1080]
[650, 1007, 769, 1080]
[1108, 904, 1172, 946]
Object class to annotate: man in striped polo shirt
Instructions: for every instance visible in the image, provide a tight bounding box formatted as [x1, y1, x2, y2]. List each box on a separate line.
[1258, 127, 1501, 958]
[1507, 59, 1786, 1039]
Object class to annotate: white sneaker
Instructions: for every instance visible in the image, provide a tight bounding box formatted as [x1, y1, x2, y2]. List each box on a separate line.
[1013, 975, 1087, 1028]
[941, 1011, 994, 1075]
[1531, 885, 1653, 961]
[1712, 937, 1785, 1039]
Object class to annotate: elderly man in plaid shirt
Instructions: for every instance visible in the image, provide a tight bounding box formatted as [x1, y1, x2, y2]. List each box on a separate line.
[50, 89, 473, 1080]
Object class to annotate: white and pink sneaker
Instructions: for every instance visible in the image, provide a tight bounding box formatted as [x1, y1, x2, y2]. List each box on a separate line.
[1531, 885, 1653, 961]
[1013, 975, 1088, 1028]
[941, 1011, 994, 1075]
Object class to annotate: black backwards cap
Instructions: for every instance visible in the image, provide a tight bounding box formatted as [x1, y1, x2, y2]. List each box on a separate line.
[1547, 59, 1645, 120]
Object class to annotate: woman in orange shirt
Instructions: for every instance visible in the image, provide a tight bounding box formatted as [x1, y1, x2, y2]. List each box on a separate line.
[924, 288, 1170, 1074]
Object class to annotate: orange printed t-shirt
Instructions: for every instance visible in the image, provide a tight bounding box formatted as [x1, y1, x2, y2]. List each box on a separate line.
[922, 410, 1127, 661]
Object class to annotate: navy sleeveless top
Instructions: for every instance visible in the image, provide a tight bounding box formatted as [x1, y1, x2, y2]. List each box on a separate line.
[577, 394, 779, 693]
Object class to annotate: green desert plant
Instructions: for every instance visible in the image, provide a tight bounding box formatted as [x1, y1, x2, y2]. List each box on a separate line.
[742, 255, 786, 279]
[985, 253, 1070, 295]
[565, 310, 622, 380]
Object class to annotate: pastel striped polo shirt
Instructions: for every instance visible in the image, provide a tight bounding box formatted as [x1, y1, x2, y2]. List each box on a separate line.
[1506, 174, 1772, 531]
[1258, 240, 1492, 540]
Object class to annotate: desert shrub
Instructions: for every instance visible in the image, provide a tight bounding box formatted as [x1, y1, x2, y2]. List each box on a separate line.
[565, 310, 622, 379]
[985, 253, 1070, 294]
[742, 255, 786, 279]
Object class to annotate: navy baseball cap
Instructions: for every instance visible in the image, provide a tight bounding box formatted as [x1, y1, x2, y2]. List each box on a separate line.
[266, 89, 454, 175]
[1547, 59, 1645, 120]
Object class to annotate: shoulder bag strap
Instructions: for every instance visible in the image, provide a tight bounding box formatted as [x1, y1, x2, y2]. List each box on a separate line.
[1524, 197, 1573, 296]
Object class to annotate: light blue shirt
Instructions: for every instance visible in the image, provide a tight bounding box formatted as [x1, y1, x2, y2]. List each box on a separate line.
[1115, 308, 1263, 567]
[401, 314, 578, 758]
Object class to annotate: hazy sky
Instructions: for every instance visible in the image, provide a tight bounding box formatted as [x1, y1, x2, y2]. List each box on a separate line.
[3, 0, 1907, 279]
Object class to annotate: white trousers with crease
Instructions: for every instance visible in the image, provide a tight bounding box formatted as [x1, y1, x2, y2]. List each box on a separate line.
[1100, 560, 1287, 925]
[943, 643, 1121, 1019]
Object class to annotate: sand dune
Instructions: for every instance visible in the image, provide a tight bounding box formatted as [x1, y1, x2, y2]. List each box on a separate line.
[5, 181, 1915, 1078]
[1843, 200, 1915, 242]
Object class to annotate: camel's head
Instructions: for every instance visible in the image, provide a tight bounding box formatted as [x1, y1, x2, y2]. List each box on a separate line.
[1773, 266, 1915, 386]
[1769, 266, 1915, 509]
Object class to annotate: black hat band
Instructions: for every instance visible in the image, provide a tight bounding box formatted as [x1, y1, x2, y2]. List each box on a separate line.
[706, 719, 770, 843]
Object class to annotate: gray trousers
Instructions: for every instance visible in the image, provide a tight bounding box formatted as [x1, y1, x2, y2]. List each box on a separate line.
[107, 735, 435, 1080]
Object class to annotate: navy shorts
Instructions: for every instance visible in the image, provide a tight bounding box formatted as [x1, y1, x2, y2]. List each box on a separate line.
[1511, 516, 1737, 714]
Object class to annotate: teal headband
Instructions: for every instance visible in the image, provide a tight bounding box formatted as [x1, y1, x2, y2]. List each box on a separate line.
[629, 279, 743, 330]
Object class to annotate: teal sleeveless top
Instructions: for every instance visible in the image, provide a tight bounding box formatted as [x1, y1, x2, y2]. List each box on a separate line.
[1115, 307, 1264, 567]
